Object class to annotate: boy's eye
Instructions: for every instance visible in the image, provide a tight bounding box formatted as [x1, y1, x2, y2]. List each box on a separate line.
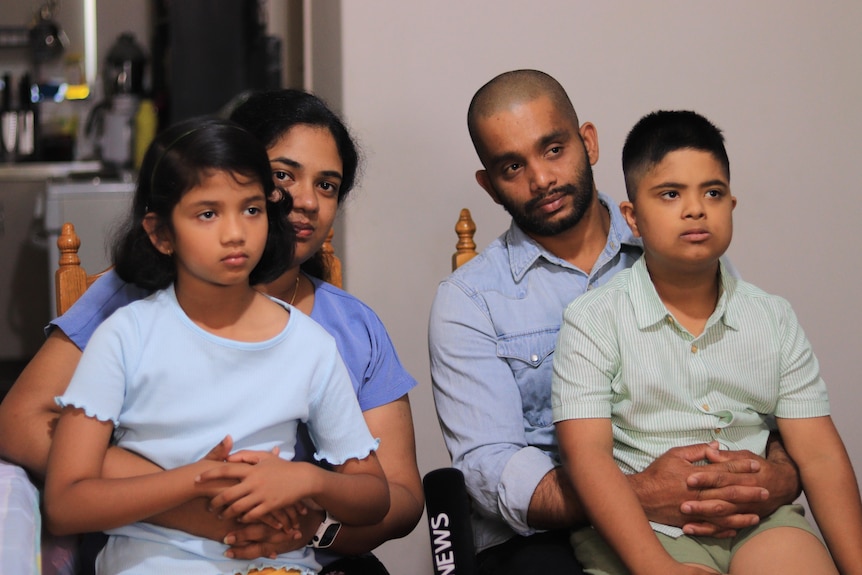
[198, 210, 216, 220]
[706, 189, 722, 198]
[246, 206, 262, 215]
[661, 190, 679, 199]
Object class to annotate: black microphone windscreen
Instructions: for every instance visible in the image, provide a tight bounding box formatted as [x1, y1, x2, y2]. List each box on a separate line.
[423, 467, 477, 575]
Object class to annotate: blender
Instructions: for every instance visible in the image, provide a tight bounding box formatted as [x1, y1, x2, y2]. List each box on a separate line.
[88, 33, 148, 170]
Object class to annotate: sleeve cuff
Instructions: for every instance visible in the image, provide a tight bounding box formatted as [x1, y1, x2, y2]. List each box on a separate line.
[498, 446, 557, 536]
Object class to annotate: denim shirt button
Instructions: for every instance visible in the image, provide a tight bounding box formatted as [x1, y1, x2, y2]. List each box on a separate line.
[530, 354, 539, 363]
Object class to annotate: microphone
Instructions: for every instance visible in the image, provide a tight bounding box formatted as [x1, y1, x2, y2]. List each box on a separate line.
[423, 467, 477, 575]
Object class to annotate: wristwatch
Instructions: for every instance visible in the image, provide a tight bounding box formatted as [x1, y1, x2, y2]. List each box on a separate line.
[310, 511, 342, 549]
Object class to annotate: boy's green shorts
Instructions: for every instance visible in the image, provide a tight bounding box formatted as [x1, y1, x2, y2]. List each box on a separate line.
[571, 504, 821, 574]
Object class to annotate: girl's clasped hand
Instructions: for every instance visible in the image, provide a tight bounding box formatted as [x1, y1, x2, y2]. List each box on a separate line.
[197, 437, 312, 538]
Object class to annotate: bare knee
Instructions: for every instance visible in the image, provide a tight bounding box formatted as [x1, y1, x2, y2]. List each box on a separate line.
[730, 527, 837, 575]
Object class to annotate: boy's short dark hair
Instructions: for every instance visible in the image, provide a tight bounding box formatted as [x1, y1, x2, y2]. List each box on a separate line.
[622, 110, 729, 201]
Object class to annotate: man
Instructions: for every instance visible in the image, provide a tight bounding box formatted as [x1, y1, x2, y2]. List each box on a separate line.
[428, 69, 801, 575]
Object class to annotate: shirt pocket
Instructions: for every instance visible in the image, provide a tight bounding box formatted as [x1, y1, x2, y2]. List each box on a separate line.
[497, 329, 558, 429]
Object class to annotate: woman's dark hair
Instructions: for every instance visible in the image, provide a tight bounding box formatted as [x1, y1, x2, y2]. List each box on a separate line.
[229, 89, 360, 278]
[229, 89, 360, 204]
[112, 117, 294, 290]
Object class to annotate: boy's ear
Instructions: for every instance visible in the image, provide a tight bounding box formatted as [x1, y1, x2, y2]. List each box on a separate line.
[619, 201, 641, 238]
[475, 170, 502, 205]
[142, 213, 174, 255]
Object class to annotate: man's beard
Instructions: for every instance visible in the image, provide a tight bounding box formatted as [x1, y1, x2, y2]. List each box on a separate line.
[498, 160, 595, 237]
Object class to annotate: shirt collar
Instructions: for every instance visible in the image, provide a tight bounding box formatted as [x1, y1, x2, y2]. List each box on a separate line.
[504, 192, 640, 282]
[714, 262, 740, 330]
[629, 257, 740, 331]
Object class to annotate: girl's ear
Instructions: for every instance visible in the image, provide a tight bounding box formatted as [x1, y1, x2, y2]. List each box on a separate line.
[619, 201, 641, 238]
[142, 213, 174, 255]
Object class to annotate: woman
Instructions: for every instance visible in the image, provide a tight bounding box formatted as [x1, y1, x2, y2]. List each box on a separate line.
[0, 90, 423, 575]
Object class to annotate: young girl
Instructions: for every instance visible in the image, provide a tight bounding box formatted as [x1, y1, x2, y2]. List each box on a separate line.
[43, 117, 390, 575]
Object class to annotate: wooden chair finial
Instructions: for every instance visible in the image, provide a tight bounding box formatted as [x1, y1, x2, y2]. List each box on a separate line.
[321, 228, 343, 289]
[452, 208, 478, 271]
[57, 222, 82, 268]
[55, 223, 89, 316]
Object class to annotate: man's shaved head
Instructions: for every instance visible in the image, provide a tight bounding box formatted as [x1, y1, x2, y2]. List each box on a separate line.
[467, 70, 580, 161]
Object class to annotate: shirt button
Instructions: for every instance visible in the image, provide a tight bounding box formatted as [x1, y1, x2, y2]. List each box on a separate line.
[702, 403, 710, 411]
[715, 428, 722, 434]
[691, 344, 698, 353]
[530, 354, 539, 362]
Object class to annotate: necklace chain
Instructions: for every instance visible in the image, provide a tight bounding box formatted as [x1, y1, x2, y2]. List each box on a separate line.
[289, 275, 301, 306]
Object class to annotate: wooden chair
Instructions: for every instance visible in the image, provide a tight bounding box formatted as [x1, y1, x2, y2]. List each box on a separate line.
[57, 214, 476, 573]
[54, 222, 343, 316]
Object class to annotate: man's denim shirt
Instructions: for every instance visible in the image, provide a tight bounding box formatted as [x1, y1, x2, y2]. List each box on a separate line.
[428, 193, 642, 552]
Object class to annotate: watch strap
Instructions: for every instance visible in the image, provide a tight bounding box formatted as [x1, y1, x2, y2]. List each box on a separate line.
[310, 510, 342, 549]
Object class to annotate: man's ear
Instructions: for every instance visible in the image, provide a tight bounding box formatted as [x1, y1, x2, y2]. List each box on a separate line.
[142, 213, 174, 255]
[579, 122, 599, 166]
[619, 201, 641, 238]
[475, 170, 502, 205]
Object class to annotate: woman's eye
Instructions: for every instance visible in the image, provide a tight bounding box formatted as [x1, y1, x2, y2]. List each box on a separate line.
[246, 206, 262, 215]
[198, 210, 216, 220]
[273, 171, 292, 183]
[319, 181, 339, 196]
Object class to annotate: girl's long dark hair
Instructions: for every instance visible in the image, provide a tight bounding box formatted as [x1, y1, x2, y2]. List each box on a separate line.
[112, 117, 294, 290]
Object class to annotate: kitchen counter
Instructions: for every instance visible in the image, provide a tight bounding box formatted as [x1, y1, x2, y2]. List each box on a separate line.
[0, 161, 102, 181]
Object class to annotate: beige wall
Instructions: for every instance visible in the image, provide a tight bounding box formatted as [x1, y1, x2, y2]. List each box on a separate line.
[308, 2, 862, 573]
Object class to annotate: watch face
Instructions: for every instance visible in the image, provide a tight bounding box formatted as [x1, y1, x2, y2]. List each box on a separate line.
[317, 522, 341, 548]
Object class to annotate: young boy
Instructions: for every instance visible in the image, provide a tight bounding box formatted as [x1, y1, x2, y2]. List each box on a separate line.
[551, 110, 862, 575]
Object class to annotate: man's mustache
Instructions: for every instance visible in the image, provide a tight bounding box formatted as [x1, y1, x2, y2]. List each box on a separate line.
[524, 184, 577, 212]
